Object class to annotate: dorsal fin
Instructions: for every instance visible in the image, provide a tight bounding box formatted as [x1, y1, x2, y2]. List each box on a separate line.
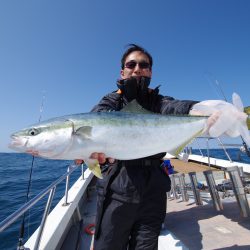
[121, 100, 154, 114]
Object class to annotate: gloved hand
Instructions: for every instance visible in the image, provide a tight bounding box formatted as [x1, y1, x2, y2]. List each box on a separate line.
[189, 93, 250, 146]
[117, 76, 151, 101]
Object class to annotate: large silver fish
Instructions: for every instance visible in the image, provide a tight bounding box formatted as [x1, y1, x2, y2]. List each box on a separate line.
[9, 101, 249, 178]
[9, 101, 207, 178]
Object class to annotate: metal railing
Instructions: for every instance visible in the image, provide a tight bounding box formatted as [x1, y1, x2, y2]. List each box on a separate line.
[0, 163, 85, 249]
[192, 136, 233, 163]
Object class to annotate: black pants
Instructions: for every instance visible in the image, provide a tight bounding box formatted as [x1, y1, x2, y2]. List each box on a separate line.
[94, 160, 170, 250]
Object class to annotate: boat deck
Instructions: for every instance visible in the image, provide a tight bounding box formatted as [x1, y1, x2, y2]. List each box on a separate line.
[77, 159, 250, 249]
[170, 158, 220, 174]
[78, 188, 250, 250]
[164, 158, 250, 249]
[165, 197, 250, 250]
[79, 186, 97, 250]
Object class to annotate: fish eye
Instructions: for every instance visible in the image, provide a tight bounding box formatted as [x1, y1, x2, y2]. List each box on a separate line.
[28, 128, 40, 136]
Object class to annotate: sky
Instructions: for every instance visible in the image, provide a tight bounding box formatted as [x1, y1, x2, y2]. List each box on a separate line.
[0, 0, 250, 152]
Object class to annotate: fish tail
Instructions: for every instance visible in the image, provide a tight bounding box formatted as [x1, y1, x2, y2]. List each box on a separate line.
[170, 129, 204, 157]
[244, 106, 250, 130]
[208, 93, 250, 146]
[247, 117, 250, 131]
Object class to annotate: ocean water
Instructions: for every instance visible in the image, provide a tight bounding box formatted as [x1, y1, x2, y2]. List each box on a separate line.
[192, 147, 250, 164]
[0, 149, 250, 250]
[0, 153, 81, 250]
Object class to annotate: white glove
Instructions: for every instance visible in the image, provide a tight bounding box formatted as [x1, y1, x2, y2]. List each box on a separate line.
[190, 93, 250, 146]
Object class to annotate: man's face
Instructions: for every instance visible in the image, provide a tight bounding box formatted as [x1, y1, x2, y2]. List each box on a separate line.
[120, 51, 152, 80]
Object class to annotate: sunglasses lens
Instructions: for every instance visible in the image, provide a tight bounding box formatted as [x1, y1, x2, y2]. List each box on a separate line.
[125, 61, 137, 69]
[125, 61, 150, 69]
[139, 62, 150, 69]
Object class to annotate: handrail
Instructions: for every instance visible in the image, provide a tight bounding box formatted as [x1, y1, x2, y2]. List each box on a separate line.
[194, 138, 204, 157]
[33, 187, 56, 250]
[0, 164, 79, 232]
[217, 137, 233, 162]
[193, 136, 234, 163]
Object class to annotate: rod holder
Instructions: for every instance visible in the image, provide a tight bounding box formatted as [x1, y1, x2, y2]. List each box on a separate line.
[203, 170, 223, 211]
[170, 175, 179, 199]
[167, 191, 171, 199]
[227, 166, 250, 217]
[238, 167, 246, 186]
[188, 172, 203, 205]
[177, 173, 189, 202]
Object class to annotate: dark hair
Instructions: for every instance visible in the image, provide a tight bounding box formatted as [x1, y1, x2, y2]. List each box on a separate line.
[121, 44, 153, 69]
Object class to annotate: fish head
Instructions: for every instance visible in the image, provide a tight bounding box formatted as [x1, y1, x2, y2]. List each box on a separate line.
[9, 118, 74, 159]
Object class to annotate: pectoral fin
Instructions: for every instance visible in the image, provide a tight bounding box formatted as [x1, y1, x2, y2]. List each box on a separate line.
[85, 158, 103, 179]
[75, 126, 93, 139]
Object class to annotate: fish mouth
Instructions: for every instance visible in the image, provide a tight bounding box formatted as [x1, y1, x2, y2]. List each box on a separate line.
[9, 135, 64, 158]
[9, 136, 41, 156]
[9, 135, 28, 151]
[9, 136, 21, 147]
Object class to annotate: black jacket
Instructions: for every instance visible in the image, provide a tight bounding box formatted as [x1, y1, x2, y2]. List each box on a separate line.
[92, 86, 198, 202]
[92, 88, 197, 115]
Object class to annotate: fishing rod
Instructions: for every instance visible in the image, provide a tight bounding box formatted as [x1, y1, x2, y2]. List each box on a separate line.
[205, 73, 250, 158]
[17, 93, 46, 250]
[205, 72, 228, 101]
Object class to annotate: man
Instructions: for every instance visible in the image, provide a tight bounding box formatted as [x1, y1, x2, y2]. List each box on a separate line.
[90, 44, 198, 250]
[80, 44, 249, 250]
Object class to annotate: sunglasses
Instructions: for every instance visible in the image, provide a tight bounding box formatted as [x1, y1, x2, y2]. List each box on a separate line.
[124, 60, 150, 70]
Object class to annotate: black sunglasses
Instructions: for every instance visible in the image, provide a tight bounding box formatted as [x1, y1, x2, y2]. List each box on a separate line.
[124, 60, 150, 70]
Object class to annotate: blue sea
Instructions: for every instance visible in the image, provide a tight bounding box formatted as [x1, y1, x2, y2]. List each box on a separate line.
[0, 150, 250, 250]
[0, 153, 81, 250]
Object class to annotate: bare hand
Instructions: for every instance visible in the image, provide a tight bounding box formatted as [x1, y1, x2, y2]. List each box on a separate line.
[90, 152, 115, 164]
[74, 153, 115, 166]
[74, 159, 84, 165]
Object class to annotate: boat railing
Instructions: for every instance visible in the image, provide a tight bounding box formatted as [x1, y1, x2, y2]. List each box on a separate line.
[0, 163, 85, 249]
[216, 137, 233, 162]
[191, 136, 233, 163]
